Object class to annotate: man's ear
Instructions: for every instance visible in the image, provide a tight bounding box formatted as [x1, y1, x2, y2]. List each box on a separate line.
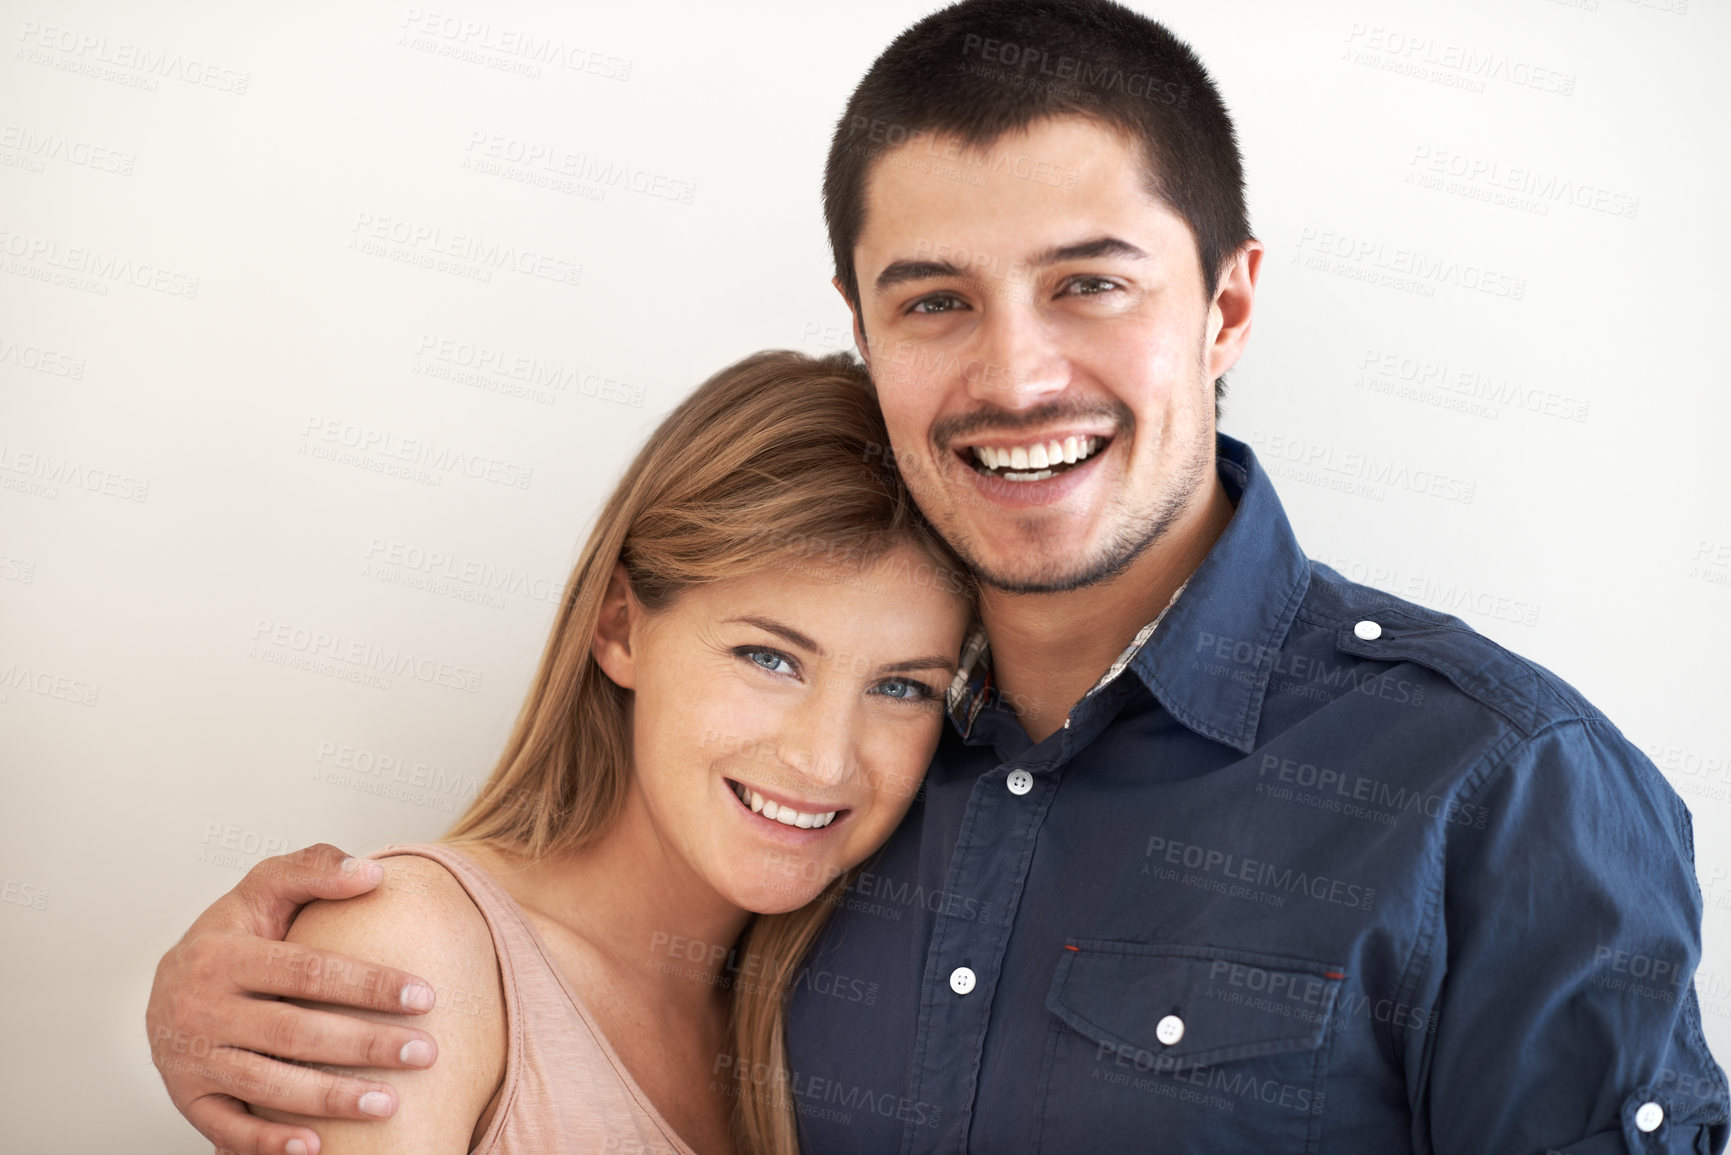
[832, 276, 870, 367]
[591, 562, 641, 690]
[1205, 239, 1263, 381]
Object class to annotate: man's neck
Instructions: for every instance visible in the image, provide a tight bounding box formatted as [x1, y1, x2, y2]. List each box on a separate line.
[980, 472, 1235, 743]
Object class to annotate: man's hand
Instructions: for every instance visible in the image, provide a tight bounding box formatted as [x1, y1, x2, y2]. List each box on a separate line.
[146, 844, 442, 1155]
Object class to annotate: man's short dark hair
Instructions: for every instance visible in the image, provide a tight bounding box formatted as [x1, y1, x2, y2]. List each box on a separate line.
[823, 0, 1253, 408]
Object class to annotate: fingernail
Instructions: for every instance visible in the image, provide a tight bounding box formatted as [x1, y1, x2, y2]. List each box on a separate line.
[400, 982, 436, 1012]
[340, 856, 384, 881]
[400, 1039, 434, 1066]
[286, 1140, 309, 1155]
[358, 1090, 394, 1117]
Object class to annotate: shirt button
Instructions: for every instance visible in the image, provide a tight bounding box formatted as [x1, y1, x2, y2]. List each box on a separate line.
[1634, 1101, 1665, 1132]
[1354, 619, 1383, 641]
[1006, 769, 1033, 796]
[1155, 1014, 1185, 1046]
[949, 967, 976, 995]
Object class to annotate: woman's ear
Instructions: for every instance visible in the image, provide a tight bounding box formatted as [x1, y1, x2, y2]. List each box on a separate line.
[591, 562, 641, 690]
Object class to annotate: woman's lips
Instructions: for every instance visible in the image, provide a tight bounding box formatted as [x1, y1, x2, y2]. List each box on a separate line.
[723, 777, 849, 841]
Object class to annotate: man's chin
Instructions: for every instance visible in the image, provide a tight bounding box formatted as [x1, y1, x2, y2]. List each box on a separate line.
[965, 545, 1129, 596]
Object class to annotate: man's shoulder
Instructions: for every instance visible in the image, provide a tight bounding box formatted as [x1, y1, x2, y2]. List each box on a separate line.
[1293, 559, 1604, 741]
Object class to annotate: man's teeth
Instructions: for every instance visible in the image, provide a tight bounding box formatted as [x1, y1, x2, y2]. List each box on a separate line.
[732, 781, 837, 829]
[972, 435, 1103, 475]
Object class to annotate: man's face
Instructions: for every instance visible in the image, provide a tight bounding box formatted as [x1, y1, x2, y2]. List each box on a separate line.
[845, 115, 1257, 593]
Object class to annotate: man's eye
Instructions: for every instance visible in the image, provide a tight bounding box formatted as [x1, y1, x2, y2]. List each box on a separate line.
[874, 677, 936, 702]
[909, 293, 965, 315]
[740, 647, 796, 676]
[1064, 276, 1119, 296]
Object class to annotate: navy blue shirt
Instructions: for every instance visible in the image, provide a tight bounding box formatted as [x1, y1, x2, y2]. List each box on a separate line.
[784, 433, 1728, 1154]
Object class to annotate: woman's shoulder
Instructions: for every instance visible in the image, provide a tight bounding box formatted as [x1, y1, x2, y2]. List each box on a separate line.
[292, 848, 498, 976]
[264, 848, 510, 1150]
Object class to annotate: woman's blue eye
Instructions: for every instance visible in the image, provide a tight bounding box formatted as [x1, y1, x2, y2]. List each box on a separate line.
[743, 648, 795, 675]
[875, 677, 935, 701]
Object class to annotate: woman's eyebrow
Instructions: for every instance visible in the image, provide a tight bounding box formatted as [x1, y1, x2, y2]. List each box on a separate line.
[882, 656, 960, 675]
[726, 615, 823, 655]
[727, 617, 957, 676]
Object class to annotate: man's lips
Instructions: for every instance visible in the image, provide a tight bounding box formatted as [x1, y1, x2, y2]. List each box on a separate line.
[945, 433, 1116, 506]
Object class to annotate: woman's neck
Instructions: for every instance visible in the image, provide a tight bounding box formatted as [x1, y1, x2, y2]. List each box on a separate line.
[483, 791, 753, 1014]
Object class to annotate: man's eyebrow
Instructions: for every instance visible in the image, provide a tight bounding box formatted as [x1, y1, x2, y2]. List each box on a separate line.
[727, 615, 824, 656]
[871, 236, 1147, 295]
[1032, 235, 1149, 265]
[874, 258, 967, 294]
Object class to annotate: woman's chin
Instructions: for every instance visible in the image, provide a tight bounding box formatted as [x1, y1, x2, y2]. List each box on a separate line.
[716, 870, 833, 916]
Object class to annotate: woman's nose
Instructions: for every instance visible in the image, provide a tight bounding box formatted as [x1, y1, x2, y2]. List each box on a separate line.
[777, 690, 855, 788]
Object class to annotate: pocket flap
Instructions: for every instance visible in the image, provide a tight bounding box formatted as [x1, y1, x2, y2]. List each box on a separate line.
[1046, 941, 1346, 1068]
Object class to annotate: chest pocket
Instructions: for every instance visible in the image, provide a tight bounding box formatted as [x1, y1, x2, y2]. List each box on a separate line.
[1035, 941, 1343, 1153]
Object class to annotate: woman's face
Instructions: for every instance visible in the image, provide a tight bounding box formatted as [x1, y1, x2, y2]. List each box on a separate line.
[601, 542, 971, 914]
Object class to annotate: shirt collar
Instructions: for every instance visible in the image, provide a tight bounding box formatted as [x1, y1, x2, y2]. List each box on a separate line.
[946, 432, 1310, 754]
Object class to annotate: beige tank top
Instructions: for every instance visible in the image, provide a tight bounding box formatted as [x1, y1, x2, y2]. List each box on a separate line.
[373, 843, 703, 1155]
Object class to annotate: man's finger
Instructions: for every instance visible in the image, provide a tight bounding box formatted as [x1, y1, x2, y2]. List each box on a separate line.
[234, 844, 385, 938]
[194, 1046, 401, 1120]
[184, 1093, 321, 1155]
[235, 1000, 438, 1070]
[226, 937, 437, 1016]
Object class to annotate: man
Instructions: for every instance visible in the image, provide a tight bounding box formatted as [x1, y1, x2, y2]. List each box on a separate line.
[148, 1, 1728, 1151]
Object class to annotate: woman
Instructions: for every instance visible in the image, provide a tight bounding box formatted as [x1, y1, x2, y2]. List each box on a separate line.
[252, 349, 974, 1154]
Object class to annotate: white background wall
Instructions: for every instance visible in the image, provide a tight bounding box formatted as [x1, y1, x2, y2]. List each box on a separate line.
[1, 0, 1725, 1149]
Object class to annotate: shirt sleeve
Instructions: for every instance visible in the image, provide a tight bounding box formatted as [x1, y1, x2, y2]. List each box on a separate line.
[1404, 717, 1729, 1154]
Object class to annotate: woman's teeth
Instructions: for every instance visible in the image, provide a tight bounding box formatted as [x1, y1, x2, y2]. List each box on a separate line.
[972, 435, 1104, 481]
[732, 780, 837, 829]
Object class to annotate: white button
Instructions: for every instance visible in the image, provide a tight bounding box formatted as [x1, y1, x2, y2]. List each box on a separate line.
[1007, 769, 1033, 796]
[949, 967, 976, 995]
[1635, 1101, 1664, 1133]
[1354, 620, 1382, 641]
[1155, 1014, 1185, 1046]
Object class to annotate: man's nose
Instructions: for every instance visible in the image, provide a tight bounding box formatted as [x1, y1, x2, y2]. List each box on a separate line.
[962, 301, 1068, 410]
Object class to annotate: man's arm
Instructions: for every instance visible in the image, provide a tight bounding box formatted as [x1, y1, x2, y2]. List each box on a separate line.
[146, 844, 443, 1155]
[252, 853, 507, 1154]
[1406, 718, 1730, 1153]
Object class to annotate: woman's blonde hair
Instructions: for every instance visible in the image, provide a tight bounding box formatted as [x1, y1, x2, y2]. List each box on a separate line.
[445, 349, 971, 1153]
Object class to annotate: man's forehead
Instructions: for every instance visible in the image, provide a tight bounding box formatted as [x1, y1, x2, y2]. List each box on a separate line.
[854, 115, 1175, 256]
